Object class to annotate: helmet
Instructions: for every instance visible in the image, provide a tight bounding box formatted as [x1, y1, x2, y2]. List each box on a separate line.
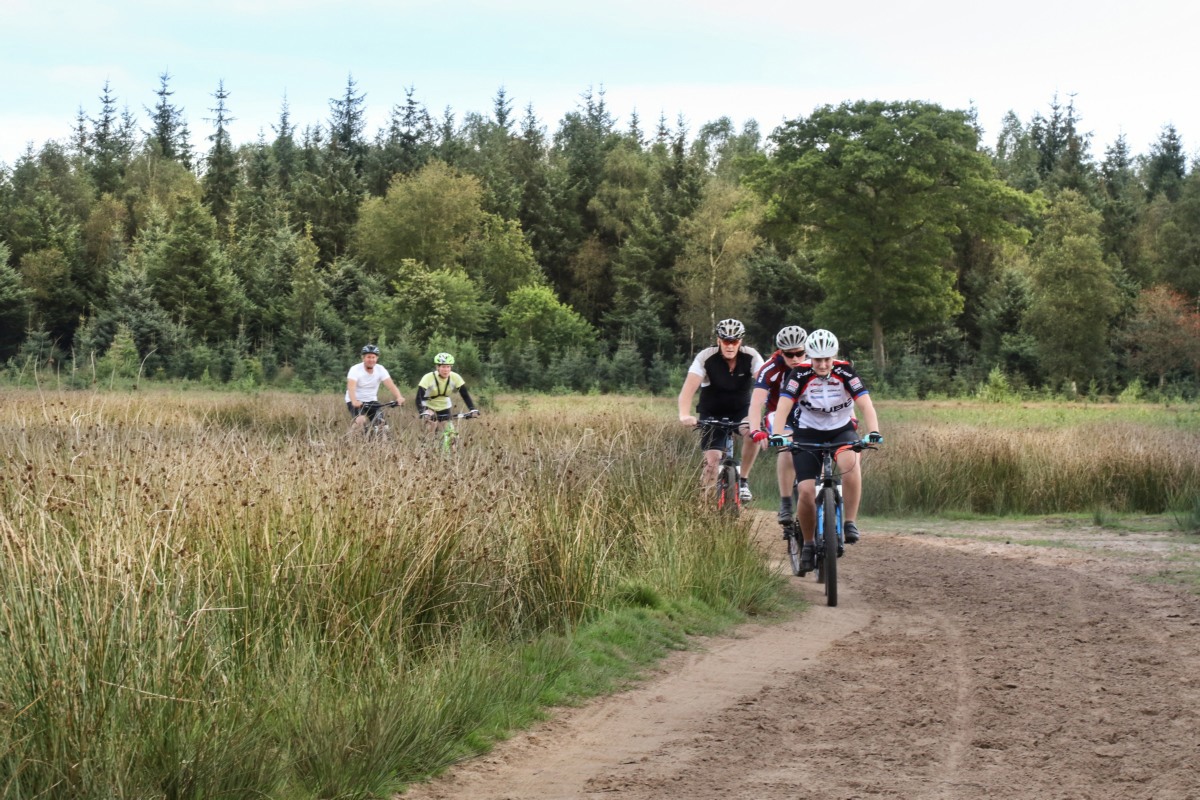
[775, 325, 808, 351]
[714, 318, 746, 341]
[804, 329, 839, 358]
[361, 344, 381, 355]
[433, 352, 455, 366]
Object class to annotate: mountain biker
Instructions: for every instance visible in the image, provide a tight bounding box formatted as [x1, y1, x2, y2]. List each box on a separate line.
[346, 344, 406, 429]
[747, 325, 808, 525]
[416, 352, 479, 431]
[772, 329, 882, 572]
[677, 318, 765, 500]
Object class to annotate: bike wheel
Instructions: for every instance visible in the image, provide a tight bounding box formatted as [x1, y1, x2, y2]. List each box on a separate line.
[717, 464, 740, 515]
[822, 488, 838, 606]
[786, 527, 803, 576]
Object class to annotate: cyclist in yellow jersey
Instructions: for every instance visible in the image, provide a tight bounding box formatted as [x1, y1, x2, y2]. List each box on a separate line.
[416, 352, 479, 430]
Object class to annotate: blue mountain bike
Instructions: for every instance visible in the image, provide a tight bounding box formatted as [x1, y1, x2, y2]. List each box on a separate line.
[777, 438, 875, 607]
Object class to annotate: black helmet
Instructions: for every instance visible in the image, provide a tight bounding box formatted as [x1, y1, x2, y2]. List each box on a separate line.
[361, 344, 381, 355]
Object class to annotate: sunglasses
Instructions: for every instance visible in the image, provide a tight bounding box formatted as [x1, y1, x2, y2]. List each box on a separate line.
[782, 350, 805, 358]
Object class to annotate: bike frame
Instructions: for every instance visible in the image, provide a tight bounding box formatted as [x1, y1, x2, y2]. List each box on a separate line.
[426, 411, 476, 454]
[781, 439, 872, 606]
[357, 400, 398, 439]
[696, 418, 746, 514]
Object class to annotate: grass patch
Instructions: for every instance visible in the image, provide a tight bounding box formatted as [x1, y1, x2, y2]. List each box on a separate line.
[0, 389, 784, 799]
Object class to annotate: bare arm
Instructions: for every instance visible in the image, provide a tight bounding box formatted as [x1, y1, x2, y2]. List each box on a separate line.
[383, 378, 405, 405]
[677, 372, 703, 426]
[347, 378, 361, 408]
[773, 395, 795, 437]
[853, 393, 880, 435]
[747, 386, 769, 432]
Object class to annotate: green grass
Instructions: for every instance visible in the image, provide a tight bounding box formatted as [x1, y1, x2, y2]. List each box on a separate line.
[0, 390, 784, 799]
[4, 390, 1200, 797]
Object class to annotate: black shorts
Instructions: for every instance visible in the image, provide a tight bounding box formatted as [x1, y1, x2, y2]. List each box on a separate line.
[697, 403, 748, 452]
[789, 423, 859, 481]
[699, 419, 744, 452]
[347, 401, 381, 421]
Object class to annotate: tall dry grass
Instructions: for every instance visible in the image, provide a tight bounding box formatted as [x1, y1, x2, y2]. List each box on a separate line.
[861, 416, 1200, 516]
[0, 390, 774, 798]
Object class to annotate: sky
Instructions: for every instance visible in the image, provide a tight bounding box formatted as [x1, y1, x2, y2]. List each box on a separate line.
[2, 0, 1198, 168]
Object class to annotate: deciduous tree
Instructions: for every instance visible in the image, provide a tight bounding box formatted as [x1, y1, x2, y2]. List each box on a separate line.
[753, 99, 1032, 368]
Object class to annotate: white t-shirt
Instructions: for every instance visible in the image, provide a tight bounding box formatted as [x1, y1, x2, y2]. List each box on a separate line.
[345, 362, 392, 403]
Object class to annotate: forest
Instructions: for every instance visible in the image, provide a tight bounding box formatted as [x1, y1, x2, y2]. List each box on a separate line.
[1, 74, 1198, 399]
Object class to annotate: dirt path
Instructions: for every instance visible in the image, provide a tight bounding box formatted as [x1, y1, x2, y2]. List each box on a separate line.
[403, 516, 1200, 799]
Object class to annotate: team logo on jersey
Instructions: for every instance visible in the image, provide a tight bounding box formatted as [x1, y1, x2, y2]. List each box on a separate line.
[849, 376, 864, 392]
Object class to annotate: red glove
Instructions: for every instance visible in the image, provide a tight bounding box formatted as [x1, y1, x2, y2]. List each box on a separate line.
[750, 430, 769, 444]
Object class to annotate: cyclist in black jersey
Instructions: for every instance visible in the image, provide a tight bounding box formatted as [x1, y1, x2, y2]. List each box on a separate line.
[677, 318, 765, 499]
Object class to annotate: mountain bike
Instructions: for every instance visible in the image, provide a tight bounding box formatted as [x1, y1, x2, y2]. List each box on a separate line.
[423, 410, 479, 454]
[696, 417, 748, 515]
[355, 400, 399, 440]
[775, 437, 876, 606]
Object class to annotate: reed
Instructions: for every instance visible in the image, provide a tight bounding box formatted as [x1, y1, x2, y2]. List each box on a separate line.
[0, 390, 776, 798]
[859, 412, 1200, 517]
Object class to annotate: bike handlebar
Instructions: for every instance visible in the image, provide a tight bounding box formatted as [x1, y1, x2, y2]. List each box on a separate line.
[359, 400, 399, 408]
[694, 417, 749, 430]
[770, 437, 878, 455]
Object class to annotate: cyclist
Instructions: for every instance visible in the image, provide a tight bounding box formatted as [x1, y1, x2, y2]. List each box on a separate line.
[416, 352, 479, 432]
[346, 344, 406, 429]
[677, 318, 765, 500]
[772, 329, 882, 572]
[747, 325, 808, 526]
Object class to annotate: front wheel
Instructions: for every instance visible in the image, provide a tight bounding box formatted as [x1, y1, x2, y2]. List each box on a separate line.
[786, 527, 803, 576]
[717, 464, 740, 515]
[822, 489, 838, 606]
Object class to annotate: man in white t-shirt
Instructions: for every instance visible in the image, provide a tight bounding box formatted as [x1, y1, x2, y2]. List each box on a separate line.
[345, 344, 406, 430]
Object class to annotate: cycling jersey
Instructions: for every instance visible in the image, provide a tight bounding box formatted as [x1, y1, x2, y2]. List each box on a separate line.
[345, 363, 391, 403]
[688, 345, 764, 419]
[779, 363, 870, 431]
[754, 351, 806, 414]
[416, 370, 475, 413]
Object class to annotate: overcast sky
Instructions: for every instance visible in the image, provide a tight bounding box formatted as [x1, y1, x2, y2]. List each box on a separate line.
[2, 0, 1196, 168]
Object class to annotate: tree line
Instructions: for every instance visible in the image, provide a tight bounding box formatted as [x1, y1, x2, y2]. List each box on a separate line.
[1, 75, 1197, 398]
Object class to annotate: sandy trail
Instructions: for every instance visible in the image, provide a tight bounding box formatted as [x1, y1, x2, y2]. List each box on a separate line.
[403, 516, 1200, 799]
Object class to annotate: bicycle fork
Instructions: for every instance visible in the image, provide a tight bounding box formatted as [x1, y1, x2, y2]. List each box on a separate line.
[815, 480, 845, 558]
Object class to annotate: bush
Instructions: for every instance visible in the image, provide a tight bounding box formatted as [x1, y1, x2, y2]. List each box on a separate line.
[294, 332, 342, 393]
[600, 343, 644, 393]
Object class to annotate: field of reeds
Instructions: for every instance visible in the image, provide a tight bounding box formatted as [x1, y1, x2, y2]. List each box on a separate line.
[3, 390, 1198, 799]
[853, 400, 1200, 519]
[0, 390, 779, 799]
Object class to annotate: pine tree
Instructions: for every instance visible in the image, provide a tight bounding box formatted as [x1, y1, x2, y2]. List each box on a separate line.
[328, 74, 368, 176]
[89, 81, 125, 194]
[146, 71, 192, 168]
[1144, 125, 1187, 201]
[1098, 135, 1146, 282]
[202, 80, 238, 230]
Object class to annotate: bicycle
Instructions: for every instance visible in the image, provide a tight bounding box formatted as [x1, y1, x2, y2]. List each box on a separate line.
[695, 417, 749, 515]
[422, 410, 478, 454]
[356, 400, 399, 440]
[773, 437, 876, 606]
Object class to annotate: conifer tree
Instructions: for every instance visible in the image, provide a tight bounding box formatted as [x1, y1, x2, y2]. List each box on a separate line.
[146, 71, 192, 168]
[202, 80, 238, 230]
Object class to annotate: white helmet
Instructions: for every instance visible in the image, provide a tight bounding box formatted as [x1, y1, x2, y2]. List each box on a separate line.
[805, 329, 838, 358]
[714, 318, 746, 341]
[775, 325, 808, 351]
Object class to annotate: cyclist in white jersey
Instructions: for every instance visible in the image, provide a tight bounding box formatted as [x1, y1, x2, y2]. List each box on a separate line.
[345, 344, 406, 430]
[773, 330, 883, 571]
